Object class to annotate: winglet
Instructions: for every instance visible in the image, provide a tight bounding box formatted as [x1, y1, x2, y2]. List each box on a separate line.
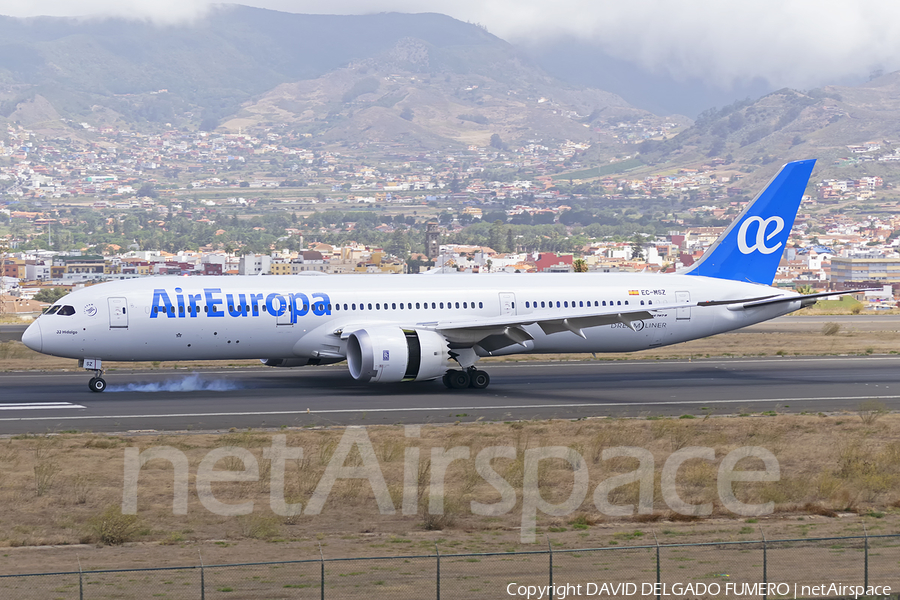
[683, 159, 816, 285]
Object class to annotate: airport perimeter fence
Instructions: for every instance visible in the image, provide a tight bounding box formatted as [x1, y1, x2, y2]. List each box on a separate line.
[0, 533, 898, 600]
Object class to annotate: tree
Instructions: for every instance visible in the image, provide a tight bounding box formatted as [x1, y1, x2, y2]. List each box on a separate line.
[490, 133, 506, 150]
[400, 107, 414, 121]
[573, 258, 588, 273]
[630, 234, 646, 261]
[34, 288, 68, 303]
[136, 184, 158, 199]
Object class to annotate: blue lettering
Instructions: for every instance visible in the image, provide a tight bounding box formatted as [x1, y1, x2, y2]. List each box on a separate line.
[266, 293, 287, 317]
[312, 292, 331, 316]
[292, 292, 310, 321]
[150, 289, 174, 319]
[205, 288, 225, 317]
[227, 293, 248, 317]
[250, 293, 263, 316]
[188, 293, 201, 317]
[175, 287, 186, 318]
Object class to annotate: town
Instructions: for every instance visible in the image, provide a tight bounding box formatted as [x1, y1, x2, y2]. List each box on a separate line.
[2, 121, 900, 316]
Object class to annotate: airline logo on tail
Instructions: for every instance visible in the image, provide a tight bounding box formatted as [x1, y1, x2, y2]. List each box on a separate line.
[683, 159, 816, 285]
[737, 216, 785, 255]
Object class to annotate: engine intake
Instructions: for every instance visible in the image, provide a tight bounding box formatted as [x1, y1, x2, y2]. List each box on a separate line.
[347, 327, 450, 383]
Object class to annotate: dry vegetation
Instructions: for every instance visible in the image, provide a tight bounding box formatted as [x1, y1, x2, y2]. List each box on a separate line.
[0, 412, 898, 573]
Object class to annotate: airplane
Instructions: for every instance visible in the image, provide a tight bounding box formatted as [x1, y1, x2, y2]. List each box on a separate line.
[21, 159, 853, 392]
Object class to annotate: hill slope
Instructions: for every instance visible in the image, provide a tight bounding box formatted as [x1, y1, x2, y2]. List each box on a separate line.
[0, 5, 655, 148]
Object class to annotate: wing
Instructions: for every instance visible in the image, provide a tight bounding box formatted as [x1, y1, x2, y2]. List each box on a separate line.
[335, 301, 690, 353]
[416, 301, 691, 351]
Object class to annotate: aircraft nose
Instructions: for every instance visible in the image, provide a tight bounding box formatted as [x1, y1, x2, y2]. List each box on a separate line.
[22, 319, 42, 353]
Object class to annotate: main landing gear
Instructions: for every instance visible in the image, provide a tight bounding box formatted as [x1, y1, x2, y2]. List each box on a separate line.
[442, 368, 491, 390]
[81, 358, 106, 393]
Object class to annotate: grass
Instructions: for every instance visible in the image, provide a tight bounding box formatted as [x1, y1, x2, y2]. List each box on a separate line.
[0, 414, 899, 557]
[553, 158, 645, 181]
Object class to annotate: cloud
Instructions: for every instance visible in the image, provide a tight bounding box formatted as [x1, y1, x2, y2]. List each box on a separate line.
[0, 0, 214, 24]
[2, 0, 900, 89]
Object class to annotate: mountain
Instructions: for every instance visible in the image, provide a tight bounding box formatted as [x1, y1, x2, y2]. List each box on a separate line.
[224, 36, 652, 150]
[588, 72, 900, 185]
[521, 39, 777, 119]
[0, 5, 665, 152]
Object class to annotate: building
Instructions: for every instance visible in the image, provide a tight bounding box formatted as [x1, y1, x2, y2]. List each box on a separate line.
[238, 253, 271, 276]
[830, 257, 900, 288]
[425, 222, 440, 260]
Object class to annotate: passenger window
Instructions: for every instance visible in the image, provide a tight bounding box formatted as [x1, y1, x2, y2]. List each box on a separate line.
[416, 302, 420, 309]
[392, 303, 396, 310]
[368, 303, 372, 310]
[602, 301, 606, 306]
[579, 301, 584, 307]
[151, 307, 158, 316]
[376, 303, 380, 310]
[455, 302, 460, 309]
[327, 304, 332, 311]
[649, 300, 653, 305]
[556, 301, 560, 308]
[58, 305, 76, 316]
[564, 301, 568, 308]
[440, 302, 444, 309]
[463, 302, 467, 309]
[541, 301, 545, 308]
[525, 302, 530, 308]
[617, 301, 622, 306]
[625, 301, 629, 306]
[479, 302, 483, 308]
[432, 302, 436, 309]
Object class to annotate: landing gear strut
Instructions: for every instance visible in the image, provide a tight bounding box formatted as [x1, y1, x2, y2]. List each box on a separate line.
[442, 367, 491, 390]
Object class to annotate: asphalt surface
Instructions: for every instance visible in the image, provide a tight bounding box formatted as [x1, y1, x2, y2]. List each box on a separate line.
[0, 324, 27, 342]
[1, 356, 899, 434]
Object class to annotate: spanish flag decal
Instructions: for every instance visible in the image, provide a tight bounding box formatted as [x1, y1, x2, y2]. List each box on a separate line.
[628, 290, 640, 296]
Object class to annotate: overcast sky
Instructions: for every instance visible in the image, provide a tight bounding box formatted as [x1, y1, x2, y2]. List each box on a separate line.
[2, 0, 900, 92]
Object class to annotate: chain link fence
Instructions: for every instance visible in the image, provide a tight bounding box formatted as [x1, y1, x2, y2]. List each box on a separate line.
[1, 533, 897, 599]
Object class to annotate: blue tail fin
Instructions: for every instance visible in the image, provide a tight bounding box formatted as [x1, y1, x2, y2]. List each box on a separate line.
[683, 159, 815, 285]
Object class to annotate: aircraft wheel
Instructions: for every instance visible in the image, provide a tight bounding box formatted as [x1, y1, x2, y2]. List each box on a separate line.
[88, 377, 107, 393]
[469, 370, 490, 389]
[442, 373, 453, 389]
[448, 370, 471, 390]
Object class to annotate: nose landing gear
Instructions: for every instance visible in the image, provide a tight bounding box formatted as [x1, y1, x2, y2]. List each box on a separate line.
[80, 358, 107, 393]
[88, 376, 107, 393]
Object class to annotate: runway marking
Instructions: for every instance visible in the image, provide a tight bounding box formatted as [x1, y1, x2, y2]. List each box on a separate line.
[0, 395, 898, 422]
[0, 402, 85, 411]
[3, 355, 900, 380]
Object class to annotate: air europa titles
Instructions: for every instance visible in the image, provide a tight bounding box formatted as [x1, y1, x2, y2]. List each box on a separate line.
[150, 288, 332, 321]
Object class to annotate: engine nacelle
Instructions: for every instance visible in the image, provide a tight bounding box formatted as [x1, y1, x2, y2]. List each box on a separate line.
[260, 358, 311, 368]
[346, 327, 451, 383]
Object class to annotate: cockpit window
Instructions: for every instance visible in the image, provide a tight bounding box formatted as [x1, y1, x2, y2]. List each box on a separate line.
[44, 305, 61, 315]
[57, 306, 76, 316]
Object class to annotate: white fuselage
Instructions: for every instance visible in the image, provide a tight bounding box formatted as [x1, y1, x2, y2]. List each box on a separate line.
[26, 273, 799, 363]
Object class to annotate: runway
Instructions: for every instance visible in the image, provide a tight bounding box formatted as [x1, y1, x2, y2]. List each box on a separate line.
[1, 356, 899, 434]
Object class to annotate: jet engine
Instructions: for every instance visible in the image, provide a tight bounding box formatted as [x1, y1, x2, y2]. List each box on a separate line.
[346, 327, 451, 383]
